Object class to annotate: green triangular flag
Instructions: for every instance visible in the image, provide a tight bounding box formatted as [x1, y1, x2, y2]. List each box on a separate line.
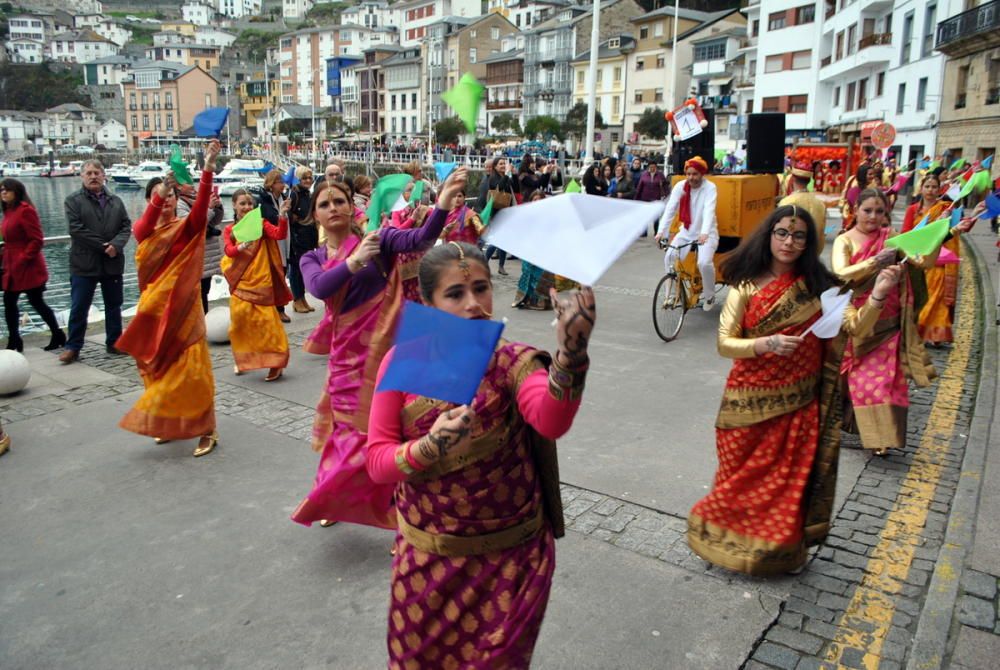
[949, 157, 967, 171]
[169, 144, 193, 185]
[366, 173, 413, 232]
[232, 206, 263, 243]
[928, 160, 941, 171]
[885, 218, 950, 259]
[807, 177, 815, 192]
[441, 73, 484, 134]
[480, 196, 494, 228]
[565, 179, 581, 193]
[973, 169, 993, 192]
[409, 180, 425, 204]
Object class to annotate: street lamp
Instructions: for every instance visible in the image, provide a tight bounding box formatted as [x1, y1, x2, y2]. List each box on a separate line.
[310, 67, 323, 166]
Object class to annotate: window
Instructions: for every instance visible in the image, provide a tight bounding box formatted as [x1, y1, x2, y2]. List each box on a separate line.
[835, 32, 844, 60]
[640, 26, 648, 40]
[154, 114, 160, 130]
[391, 94, 396, 111]
[469, 48, 477, 63]
[792, 50, 811, 69]
[654, 88, 663, 102]
[857, 77, 868, 108]
[846, 82, 856, 111]
[654, 22, 663, 37]
[412, 93, 417, 108]
[769, 12, 787, 30]
[694, 42, 726, 61]
[917, 77, 928, 111]
[956, 65, 969, 109]
[796, 4, 815, 24]
[596, 69, 603, 85]
[613, 66, 622, 84]
[165, 92, 173, 107]
[612, 96, 620, 116]
[789, 94, 808, 113]
[765, 55, 784, 73]
[988, 59, 1000, 105]
[901, 12, 914, 63]
[761, 96, 780, 112]
[141, 92, 148, 109]
[470, 30, 476, 38]
[634, 91, 643, 103]
[847, 24, 857, 55]
[752, 19, 759, 37]
[656, 55, 665, 68]
[142, 114, 149, 130]
[922, 5, 936, 58]
[166, 114, 173, 130]
[636, 58, 644, 71]
[833, 86, 840, 106]
[131, 114, 137, 129]
[876, 72, 885, 97]
[577, 70, 585, 87]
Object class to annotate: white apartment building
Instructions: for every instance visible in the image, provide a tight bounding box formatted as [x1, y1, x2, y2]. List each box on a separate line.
[50, 29, 120, 64]
[689, 28, 746, 151]
[395, 0, 483, 46]
[89, 19, 132, 47]
[7, 38, 46, 63]
[341, 1, 398, 29]
[96, 118, 128, 149]
[383, 47, 424, 139]
[488, 0, 574, 31]
[194, 27, 238, 49]
[0, 111, 38, 153]
[340, 67, 360, 128]
[182, 1, 216, 25]
[6, 13, 47, 62]
[218, 0, 263, 18]
[83, 55, 150, 86]
[283, 0, 315, 19]
[41, 104, 101, 147]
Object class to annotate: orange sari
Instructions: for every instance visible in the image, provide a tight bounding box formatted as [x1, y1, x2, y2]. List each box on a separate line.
[118, 217, 215, 439]
[221, 234, 292, 371]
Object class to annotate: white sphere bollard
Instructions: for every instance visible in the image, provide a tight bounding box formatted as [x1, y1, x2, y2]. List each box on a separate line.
[0, 350, 31, 395]
[205, 306, 231, 344]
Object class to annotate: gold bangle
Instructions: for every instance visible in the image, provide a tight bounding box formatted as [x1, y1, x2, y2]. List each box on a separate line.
[548, 358, 587, 401]
[395, 444, 416, 476]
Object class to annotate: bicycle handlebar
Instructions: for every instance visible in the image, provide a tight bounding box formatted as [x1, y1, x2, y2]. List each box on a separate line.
[657, 238, 700, 251]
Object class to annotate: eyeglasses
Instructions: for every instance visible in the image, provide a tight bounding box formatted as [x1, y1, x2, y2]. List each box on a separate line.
[772, 228, 808, 247]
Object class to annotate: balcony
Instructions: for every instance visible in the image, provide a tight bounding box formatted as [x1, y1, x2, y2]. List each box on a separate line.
[818, 35, 893, 82]
[487, 98, 523, 110]
[858, 32, 892, 49]
[733, 78, 756, 89]
[165, 103, 173, 110]
[128, 104, 137, 110]
[936, 0, 1000, 57]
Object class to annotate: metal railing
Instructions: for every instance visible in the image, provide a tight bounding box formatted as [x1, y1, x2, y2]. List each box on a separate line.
[858, 32, 893, 49]
[936, 0, 999, 51]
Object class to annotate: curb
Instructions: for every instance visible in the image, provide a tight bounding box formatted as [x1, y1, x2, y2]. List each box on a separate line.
[907, 234, 999, 670]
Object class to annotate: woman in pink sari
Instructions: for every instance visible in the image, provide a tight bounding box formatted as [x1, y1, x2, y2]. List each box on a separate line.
[291, 169, 468, 528]
[366, 242, 596, 668]
[832, 188, 937, 455]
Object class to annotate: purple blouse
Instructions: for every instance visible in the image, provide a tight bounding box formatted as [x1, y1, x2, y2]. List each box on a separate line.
[299, 205, 447, 312]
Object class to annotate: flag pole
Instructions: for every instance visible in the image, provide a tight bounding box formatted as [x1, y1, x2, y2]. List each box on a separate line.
[666, 0, 680, 169]
[581, 0, 600, 174]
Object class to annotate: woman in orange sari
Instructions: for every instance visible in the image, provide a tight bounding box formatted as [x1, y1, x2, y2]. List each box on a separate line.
[117, 139, 220, 457]
[221, 189, 293, 381]
[688, 205, 901, 575]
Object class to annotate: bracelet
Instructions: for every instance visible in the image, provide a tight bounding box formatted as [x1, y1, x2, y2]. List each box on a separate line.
[870, 294, 886, 304]
[548, 357, 588, 402]
[395, 443, 417, 476]
[766, 335, 778, 353]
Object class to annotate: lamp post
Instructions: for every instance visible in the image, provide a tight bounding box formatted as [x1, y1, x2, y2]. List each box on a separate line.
[581, 0, 600, 173]
[310, 67, 323, 166]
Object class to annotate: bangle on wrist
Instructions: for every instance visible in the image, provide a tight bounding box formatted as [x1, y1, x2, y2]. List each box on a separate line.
[870, 294, 886, 303]
[395, 444, 417, 476]
[548, 357, 587, 401]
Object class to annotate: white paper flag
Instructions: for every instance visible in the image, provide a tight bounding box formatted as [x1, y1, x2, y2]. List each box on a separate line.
[803, 287, 853, 339]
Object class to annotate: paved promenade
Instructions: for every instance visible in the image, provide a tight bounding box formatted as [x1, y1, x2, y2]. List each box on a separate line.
[1, 220, 998, 669]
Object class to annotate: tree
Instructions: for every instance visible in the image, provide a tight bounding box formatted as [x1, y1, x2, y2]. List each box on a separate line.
[561, 102, 605, 144]
[434, 116, 466, 145]
[491, 113, 521, 136]
[523, 115, 564, 141]
[635, 107, 670, 140]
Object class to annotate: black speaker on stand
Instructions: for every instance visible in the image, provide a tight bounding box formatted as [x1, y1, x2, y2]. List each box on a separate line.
[671, 108, 715, 174]
[746, 113, 786, 173]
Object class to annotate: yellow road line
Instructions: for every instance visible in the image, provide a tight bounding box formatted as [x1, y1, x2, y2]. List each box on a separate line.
[824, 257, 978, 669]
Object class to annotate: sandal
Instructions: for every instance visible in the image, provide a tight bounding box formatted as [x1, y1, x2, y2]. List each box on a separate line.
[193, 432, 218, 458]
[233, 364, 242, 376]
[264, 368, 283, 382]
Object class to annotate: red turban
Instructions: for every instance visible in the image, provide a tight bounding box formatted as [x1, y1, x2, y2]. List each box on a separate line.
[684, 156, 709, 174]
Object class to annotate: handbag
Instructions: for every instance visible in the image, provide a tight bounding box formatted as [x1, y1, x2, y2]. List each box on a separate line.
[487, 187, 513, 210]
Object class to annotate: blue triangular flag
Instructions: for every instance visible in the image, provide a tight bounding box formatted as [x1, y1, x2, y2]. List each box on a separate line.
[434, 162, 457, 182]
[376, 302, 504, 405]
[950, 206, 964, 228]
[282, 165, 298, 187]
[981, 155, 994, 170]
[980, 193, 1000, 219]
[193, 107, 230, 137]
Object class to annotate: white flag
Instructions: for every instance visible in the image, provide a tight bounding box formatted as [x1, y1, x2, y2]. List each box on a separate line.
[803, 287, 853, 339]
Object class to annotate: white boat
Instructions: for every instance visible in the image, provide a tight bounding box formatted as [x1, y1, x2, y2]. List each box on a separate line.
[216, 176, 265, 197]
[106, 163, 137, 186]
[127, 161, 169, 190]
[0, 161, 43, 177]
[40, 162, 76, 177]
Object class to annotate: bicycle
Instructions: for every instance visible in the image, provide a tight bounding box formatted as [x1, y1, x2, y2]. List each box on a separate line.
[652, 239, 702, 341]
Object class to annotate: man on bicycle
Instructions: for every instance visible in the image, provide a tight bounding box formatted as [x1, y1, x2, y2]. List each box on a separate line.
[654, 156, 719, 311]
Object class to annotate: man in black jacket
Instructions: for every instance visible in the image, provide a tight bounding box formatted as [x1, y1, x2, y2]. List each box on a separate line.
[60, 160, 132, 363]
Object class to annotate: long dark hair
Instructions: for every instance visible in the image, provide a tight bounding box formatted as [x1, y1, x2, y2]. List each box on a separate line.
[0, 178, 31, 211]
[721, 205, 839, 298]
[306, 181, 364, 240]
[418, 241, 490, 304]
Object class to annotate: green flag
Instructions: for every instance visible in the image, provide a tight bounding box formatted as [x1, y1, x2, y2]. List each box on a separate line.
[480, 196, 494, 228]
[169, 144, 193, 185]
[409, 179, 425, 204]
[565, 179, 581, 193]
[949, 157, 967, 171]
[885, 218, 949, 259]
[365, 173, 413, 233]
[807, 177, 815, 192]
[441, 73, 484, 134]
[973, 169, 993, 192]
[928, 160, 941, 171]
[231, 206, 263, 243]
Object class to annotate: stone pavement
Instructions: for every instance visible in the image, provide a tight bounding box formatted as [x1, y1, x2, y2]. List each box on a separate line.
[1, 221, 998, 669]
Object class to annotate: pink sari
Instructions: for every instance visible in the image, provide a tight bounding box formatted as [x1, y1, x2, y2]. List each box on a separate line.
[291, 237, 400, 529]
[840, 229, 933, 451]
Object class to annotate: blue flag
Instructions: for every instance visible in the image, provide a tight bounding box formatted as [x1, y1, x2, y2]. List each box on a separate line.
[376, 302, 504, 405]
[282, 165, 298, 187]
[193, 107, 230, 137]
[981, 155, 994, 170]
[434, 162, 457, 182]
[950, 206, 964, 228]
[980, 193, 1000, 219]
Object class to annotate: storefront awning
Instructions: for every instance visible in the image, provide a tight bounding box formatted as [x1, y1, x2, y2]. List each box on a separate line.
[709, 76, 733, 87]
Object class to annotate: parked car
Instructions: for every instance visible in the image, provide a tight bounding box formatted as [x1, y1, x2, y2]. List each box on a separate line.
[75, 145, 95, 155]
[57, 145, 76, 155]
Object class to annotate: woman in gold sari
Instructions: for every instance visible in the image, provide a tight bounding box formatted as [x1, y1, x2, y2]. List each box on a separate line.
[688, 204, 901, 575]
[221, 189, 293, 381]
[117, 139, 220, 457]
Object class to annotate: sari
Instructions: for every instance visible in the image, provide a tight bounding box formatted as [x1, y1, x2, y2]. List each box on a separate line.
[688, 274, 856, 576]
[221, 227, 293, 372]
[514, 262, 555, 309]
[392, 205, 484, 304]
[832, 229, 936, 451]
[118, 176, 215, 439]
[902, 200, 959, 344]
[369, 342, 572, 669]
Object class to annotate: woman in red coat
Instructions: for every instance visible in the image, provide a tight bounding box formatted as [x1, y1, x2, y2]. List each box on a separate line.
[2, 179, 64, 352]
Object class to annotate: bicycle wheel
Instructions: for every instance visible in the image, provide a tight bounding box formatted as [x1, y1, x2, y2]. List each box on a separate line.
[652, 273, 687, 342]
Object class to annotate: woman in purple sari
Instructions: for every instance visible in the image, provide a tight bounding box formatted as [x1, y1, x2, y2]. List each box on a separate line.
[366, 242, 596, 668]
[291, 168, 469, 528]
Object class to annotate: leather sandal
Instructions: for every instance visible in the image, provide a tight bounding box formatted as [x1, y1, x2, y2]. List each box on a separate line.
[193, 432, 218, 458]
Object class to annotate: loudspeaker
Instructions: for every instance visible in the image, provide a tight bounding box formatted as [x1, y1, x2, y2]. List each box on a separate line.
[746, 113, 785, 173]
[672, 108, 715, 174]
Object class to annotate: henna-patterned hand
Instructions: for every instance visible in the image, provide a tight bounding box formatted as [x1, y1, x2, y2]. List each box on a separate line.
[550, 286, 596, 368]
[418, 405, 476, 463]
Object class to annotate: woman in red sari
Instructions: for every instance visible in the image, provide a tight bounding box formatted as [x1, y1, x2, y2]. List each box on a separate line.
[117, 140, 220, 457]
[833, 189, 938, 455]
[290, 168, 468, 528]
[688, 204, 901, 575]
[221, 189, 293, 381]
[366, 241, 595, 668]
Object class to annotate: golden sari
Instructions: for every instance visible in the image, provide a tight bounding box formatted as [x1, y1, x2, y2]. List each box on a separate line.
[221, 235, 292, 371]
[118, 217, 215, 439]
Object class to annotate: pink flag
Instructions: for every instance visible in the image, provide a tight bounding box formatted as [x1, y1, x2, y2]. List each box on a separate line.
[936, 247, 960, 266]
